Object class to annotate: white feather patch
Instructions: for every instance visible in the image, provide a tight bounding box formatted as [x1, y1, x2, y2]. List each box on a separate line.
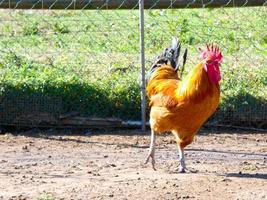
[171, 37, 178, 50]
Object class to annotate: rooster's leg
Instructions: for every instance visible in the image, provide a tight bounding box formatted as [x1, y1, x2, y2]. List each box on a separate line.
[177, 145, 186, 173]
[145, 130, 156, 170]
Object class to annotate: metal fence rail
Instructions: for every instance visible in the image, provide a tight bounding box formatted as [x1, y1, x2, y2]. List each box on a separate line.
[0, 0, 266, 9]
[0, 0, 266, 129]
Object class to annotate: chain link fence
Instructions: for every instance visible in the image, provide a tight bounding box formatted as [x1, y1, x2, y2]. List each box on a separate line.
[0, 1, 266, 129]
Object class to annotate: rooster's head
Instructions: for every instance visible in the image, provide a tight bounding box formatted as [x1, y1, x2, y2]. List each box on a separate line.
[201, 44, 223, 84]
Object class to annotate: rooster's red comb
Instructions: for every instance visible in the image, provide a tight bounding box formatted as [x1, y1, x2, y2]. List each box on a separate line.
[200, 44, 222, 63]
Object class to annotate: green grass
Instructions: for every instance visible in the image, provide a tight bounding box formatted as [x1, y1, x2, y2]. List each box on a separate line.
[37, 193, 56, 200]
[0, 8, 266, 124]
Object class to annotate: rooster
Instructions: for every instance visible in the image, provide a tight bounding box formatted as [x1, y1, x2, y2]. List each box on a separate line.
[145, 37, 222, 172]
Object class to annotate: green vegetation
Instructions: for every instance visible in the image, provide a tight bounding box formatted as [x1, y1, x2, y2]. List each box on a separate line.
[242, 161, 258, 171]
[37, 193, 56, 200]
[0, 8, 266, 124]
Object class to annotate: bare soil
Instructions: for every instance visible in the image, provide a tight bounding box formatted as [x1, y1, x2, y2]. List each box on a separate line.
[0, 128, 266, 200]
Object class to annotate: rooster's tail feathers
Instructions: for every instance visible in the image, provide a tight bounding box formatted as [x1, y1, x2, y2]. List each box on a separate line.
[171, 37, 187, 75]
[179, 48, 188, 77]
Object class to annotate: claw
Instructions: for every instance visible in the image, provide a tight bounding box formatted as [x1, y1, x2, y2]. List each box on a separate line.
[145, 130, 156, 170]
[145, 153, 156, 171]
[177, 164, 186, 173]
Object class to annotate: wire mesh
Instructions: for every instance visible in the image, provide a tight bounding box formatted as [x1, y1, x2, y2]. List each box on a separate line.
[0, 7, 142, 124]
[143, 5, 267, 129]
[0, 1, 266, 129]
[0, 93, 62, 126]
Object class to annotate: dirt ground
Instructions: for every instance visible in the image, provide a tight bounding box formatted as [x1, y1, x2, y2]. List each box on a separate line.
[0, 128, 266, 200]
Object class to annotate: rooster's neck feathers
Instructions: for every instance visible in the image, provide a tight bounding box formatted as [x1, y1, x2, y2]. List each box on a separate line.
[178, 62, 219, 103]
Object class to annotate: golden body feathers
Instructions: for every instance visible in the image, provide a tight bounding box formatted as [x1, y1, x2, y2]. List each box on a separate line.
[146, 62, 220, 148]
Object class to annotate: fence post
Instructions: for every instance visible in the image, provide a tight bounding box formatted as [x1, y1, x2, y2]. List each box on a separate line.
[139, 0, 146, 131]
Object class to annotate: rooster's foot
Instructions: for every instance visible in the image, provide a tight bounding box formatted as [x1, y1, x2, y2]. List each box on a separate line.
[145, 152, 156, 171]
[177, 164, 186, 173]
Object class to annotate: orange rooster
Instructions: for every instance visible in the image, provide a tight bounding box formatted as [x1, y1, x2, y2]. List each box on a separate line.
[145, 38, 222, 172]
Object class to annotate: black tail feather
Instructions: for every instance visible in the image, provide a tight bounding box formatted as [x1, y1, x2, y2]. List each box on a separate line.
[146, 37, 188, 83]
[179, 48, 188, 77]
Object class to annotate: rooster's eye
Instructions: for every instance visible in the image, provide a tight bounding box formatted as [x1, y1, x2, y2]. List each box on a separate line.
[206, 60, 218, 65]
[206, 60, 212, 64]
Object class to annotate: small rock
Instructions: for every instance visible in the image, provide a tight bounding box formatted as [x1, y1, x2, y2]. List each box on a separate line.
[22, 145, 28, 150]
[221, 178, 232, 182]
[182, 195, 190, 199]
